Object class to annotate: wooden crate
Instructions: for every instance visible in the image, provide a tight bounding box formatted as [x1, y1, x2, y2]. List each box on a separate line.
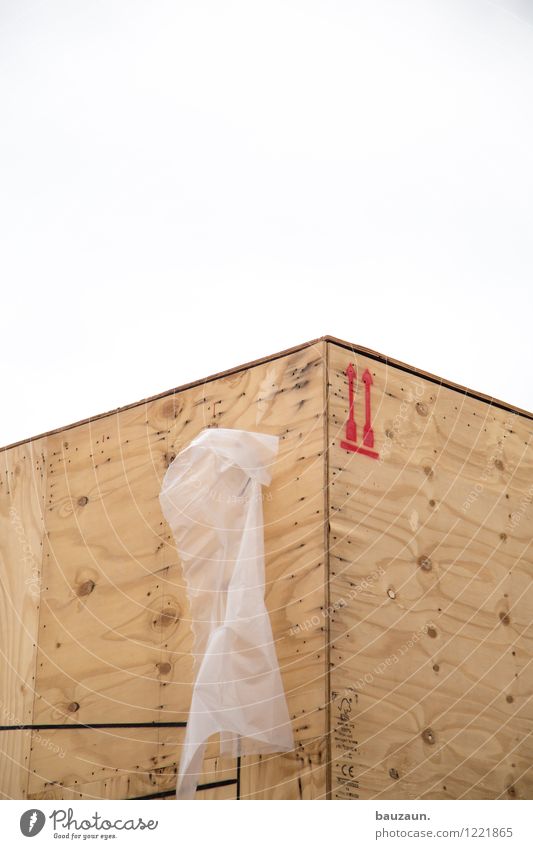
[1, 337, 531, 800]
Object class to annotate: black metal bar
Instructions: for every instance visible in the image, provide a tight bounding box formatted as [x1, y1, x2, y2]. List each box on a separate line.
[236, 755, 241, 800]
[132, 778, 238, 800]
[0, 721, 187, 732]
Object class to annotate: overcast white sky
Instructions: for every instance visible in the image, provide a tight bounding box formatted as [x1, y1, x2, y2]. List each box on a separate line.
[1, 0, 532, 448]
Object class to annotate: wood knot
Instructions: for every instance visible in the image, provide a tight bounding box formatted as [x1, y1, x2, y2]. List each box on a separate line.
[417, 555, 432, 572]
[416, 402, 428, 416]
[77, 579, 95, 597]
[507, 784, 516, 798]
[427, 626, 437, 639]
[152, 606, 180, 631]
[506, 694, 514, 703]
[499, 611, 511, 625]
[389, 768, 399, 780]
[161, 400, 177, 418]
[157, 662, 172, 675]
[494, 459, 504, 471]
[423, 466, 434, 478]
[422, 728, 435, 745]
[164, 453, 176, 467]
[500, 532, 507, 541]
[432, 663, 440, 672]
[385, 429, 394, 439]
[67, 701, 80, 713]
[77, 496, 89, 507]
[387, 588, 396, 600]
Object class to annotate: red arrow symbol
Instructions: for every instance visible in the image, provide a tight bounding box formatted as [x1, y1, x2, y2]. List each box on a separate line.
[362, 368, 375, 448]
[345, 363, 357, 443]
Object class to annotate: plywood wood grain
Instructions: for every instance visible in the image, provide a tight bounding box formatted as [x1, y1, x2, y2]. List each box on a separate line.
[327, 340, 533, 800]
[0, 439, 47, 798]
[27, 725, 235, 799]
[33, 403, 177, 726]
[1, 336, 530, 801]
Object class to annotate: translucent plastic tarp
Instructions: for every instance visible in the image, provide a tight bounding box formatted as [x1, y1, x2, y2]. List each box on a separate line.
[159, 428, 294, 799]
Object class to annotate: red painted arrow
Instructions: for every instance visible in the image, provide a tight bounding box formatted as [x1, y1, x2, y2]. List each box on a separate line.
[345, 363, 357, 443]
[362, 368, 375, 448]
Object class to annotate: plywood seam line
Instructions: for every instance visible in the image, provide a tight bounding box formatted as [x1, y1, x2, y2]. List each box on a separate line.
[323, 340, 332, 800]
[26, 437, 48, 798]
[29, 437, 54, 794]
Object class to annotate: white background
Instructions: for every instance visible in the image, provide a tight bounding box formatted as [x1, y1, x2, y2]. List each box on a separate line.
[1, 0, 532, 448]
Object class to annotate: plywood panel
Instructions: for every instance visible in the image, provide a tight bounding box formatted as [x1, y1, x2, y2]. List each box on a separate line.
[327, 340, 533, 800]
[0, 439, 47, 798]
[33, 403, 181, 725]
[27, 341, 328, 800]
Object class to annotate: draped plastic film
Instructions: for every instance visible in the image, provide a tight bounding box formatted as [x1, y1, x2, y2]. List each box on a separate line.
[159, 428, 294, 799]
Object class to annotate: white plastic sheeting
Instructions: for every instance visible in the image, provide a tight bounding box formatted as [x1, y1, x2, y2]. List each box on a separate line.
[159, 428, 294, 799]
